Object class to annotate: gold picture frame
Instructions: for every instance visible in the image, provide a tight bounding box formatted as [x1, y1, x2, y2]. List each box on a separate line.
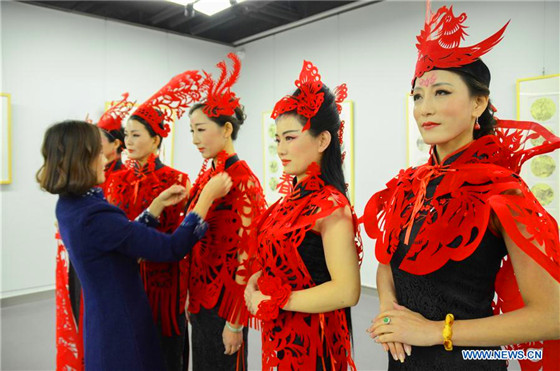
[516, 74, 560, 225]
[1, 93, 12, 184]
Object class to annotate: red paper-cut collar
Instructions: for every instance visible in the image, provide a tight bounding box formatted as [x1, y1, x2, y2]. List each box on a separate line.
[132, 70, 202, 138]
[97, 93, 135, 132]
[200, 53, 241, 118]
[414, 1, 509, 81]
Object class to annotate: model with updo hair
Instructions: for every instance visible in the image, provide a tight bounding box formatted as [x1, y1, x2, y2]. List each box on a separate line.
[364, 4, 560, 370]
[185, 53, 267, 371]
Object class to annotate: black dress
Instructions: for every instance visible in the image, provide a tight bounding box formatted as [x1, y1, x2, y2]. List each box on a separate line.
[388, 152, 508, 371]
[277, 230, 351, 371]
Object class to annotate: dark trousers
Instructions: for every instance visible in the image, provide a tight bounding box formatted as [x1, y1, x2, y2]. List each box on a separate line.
[156, 313, 189, 371]
[190, 305, 248, 371]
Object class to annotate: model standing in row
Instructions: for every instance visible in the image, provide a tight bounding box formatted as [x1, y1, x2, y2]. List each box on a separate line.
[245, 60, 362, 370]
[186, 53, 267, 371]
[364, 3, 560, 370]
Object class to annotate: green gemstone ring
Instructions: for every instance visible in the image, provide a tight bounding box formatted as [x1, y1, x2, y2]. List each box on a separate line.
[383, 316, 391, 325]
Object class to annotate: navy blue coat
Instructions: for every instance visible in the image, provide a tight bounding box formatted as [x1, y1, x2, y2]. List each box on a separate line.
[56, 189, 205, 371]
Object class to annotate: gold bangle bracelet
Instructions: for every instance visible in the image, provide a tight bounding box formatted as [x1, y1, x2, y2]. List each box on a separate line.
[443, 313, 454, 351]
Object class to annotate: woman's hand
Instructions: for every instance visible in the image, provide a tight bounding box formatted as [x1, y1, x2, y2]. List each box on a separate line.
[148, 185, 187, 217]
[246, 289, 271, 315]
[244, 271, 262, 309]
[368, 302, 442, 348]
[367, 301, 412, 363]
[157, 184, 188, 207]
[200, 173, 233, 202]
[222, 323, 243, 355]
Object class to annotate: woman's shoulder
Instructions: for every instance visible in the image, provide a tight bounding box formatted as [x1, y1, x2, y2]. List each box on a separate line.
[56, 190, 119, 224]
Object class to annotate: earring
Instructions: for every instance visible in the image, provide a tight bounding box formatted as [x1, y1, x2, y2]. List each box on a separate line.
[474, 117, 481, 130]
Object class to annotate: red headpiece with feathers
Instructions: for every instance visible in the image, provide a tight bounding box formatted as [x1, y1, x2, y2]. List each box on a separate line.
[200, 53, 241, 118]
[97, 93, 135, 132]
[271, 60, 347, 132]
[132, 70, 202, 138]
[414, 0, 509, 82]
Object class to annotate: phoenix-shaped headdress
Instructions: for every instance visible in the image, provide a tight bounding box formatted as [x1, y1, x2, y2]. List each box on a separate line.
[132, 70, 203, 137]
[414, 0, 509, 83]
[200, 53, 241, 118]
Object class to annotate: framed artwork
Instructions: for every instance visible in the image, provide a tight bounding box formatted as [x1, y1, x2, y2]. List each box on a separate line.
[517, 74, 560, 224]
[104, 101, 176, 167]
[1, 93, 12, 184]
[406, 94, 430, 167]
[262, 101, 355, 205]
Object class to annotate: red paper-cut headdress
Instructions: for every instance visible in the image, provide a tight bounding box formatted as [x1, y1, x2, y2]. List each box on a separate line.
[200, 53, 241, 118]
[132, 70, 203, 138]
[97, 93, 135, 132]
[271, 61, 347, 132]
[413, 0, 509, 81]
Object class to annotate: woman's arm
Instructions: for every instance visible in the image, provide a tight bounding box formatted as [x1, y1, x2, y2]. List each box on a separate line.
[373, 264, 412, 362]
[249, 204, 360, 314]
[87, 174, 232, 262]
[370, 222, 560, 347]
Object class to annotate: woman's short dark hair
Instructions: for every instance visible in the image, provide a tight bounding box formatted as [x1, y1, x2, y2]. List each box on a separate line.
[188, 103, 246, 141]
[128, 114, 163, 149]
[102, 128, 126, 154]
[278, 86, 348, 199]
[37, 120, 101, 196]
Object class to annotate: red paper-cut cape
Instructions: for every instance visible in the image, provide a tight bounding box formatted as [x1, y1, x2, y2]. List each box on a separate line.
[186, 152, 267, 324]
[104, 154, 190, 336]
[250, 166, 363, 370]
[362, 120, 560, 369]
[55, 231, 84, 371]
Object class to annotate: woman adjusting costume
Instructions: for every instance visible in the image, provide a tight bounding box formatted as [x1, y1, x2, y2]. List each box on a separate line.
[54, 93, 134, 371]
[40, 120, 231, 371]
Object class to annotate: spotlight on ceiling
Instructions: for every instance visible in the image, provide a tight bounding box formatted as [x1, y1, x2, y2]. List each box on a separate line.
[168, 0, 246, 17]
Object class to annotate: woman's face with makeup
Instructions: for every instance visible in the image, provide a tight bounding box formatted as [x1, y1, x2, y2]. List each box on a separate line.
[412, 70, 478, 146]
[275, 114, 322, 177]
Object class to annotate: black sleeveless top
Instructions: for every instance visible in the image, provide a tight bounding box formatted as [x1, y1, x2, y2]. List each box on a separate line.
[388, 151, 508, 370]
[298, 230, 332, 285]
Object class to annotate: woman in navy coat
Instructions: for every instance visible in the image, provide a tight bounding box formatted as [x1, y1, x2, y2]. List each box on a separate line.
[37, 120, 232, 370]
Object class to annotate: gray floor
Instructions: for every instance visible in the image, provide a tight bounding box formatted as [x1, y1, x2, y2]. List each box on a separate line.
[1, 288, 520, 371]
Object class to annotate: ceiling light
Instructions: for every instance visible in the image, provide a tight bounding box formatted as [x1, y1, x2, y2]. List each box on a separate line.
[167, 0, 244, 16]
[194, 0, 231, 16]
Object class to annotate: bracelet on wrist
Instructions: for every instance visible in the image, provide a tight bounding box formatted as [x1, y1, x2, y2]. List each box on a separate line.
[225, 322, 243, 333]
[443, 313, 454, 351]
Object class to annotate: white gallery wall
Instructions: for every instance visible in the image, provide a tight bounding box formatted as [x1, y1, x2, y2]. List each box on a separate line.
[1, 0, 559, 297]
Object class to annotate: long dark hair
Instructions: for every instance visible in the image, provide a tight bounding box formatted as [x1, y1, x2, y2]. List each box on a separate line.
[188, 103, 246, 140]
[280, 86, 347, 199]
